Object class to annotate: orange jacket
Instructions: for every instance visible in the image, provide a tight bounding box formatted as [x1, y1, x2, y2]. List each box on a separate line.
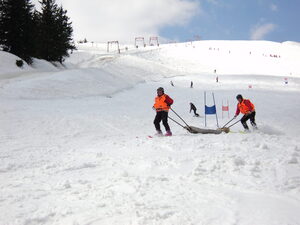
[235, 99, 255, 115]
[154, 94, 173, 112]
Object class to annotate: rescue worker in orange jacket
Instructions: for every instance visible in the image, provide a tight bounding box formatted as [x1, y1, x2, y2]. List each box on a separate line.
[153, 87, 174, 136]
[234, 94, 257, 131]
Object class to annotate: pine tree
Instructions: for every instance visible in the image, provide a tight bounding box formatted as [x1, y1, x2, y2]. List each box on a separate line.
[0, 0, 35, 63]
[55, 6, 75, 63]
[35, 0, 75, 62]
[34, 0, 57, 61]
[0, 0, 75, 64]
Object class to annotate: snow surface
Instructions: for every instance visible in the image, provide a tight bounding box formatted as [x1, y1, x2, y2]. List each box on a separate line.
[1, 40, 300, 225]
[0, 51, 33, 78]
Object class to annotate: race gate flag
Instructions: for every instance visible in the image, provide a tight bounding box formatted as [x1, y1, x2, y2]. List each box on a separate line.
[222, 100, 229, 119]
[204, 92, 219, 127]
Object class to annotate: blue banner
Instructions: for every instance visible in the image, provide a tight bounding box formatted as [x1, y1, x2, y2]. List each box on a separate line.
[205, 105, 216, 115]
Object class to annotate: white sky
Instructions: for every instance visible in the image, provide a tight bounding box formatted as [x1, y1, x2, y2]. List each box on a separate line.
[32, 0, 199, 43]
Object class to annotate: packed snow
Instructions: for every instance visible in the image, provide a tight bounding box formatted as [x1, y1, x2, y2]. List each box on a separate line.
[1, 40, 300, 225]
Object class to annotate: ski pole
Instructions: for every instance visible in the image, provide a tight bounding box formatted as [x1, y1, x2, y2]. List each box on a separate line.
[227, 119, 241, 128]
[168, 116, 185, 129]
[222, 117, 235, 128]
[170, 108, 191, 129]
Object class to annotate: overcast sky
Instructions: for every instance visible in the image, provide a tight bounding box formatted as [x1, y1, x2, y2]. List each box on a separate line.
[32, 0, 300, 43]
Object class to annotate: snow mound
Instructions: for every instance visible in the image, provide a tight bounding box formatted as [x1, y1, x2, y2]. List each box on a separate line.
[0, 55, 174, 99]
[0, 50, 32, 77]
[0, 68, 142, 99]
[31, 58, 60, 72]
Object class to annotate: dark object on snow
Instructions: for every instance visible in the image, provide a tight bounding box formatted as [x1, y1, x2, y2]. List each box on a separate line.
[190, 81, 193, 88]
[16, 60, 24, 68]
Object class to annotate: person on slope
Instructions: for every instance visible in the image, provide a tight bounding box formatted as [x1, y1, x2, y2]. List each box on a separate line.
[190, 102, 199, 117]
[153, 87, 174, 136]
[234, 94, 257, 131]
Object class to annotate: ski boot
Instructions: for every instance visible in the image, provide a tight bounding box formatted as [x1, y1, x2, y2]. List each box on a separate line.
[155, 130, 163, 136]
[165, 130, 172, 136]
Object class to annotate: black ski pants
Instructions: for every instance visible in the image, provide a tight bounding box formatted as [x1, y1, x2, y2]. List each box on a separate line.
[191, 108, 199, 117]
[154, 111, 170, 131]
[241, 111, 257, 130]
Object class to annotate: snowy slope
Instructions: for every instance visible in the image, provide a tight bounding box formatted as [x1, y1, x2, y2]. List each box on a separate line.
[0, 41, 300, 225]
[133, 40, 300, 76]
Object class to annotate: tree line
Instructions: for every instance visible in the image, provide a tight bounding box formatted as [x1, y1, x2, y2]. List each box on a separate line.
[0, 0, 75, 64]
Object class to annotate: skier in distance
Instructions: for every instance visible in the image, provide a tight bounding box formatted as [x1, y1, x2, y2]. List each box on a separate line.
[190, 102, 199, 117]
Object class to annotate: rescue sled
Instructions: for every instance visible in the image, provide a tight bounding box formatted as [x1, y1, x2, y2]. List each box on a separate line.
[168, 108, 234, 135]
[184, 126, 230, 134]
